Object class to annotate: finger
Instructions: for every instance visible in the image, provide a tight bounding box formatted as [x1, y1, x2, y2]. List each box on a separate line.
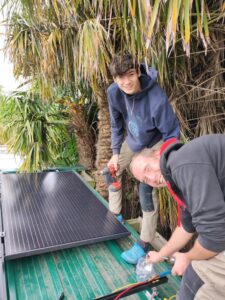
[145, 253, 150, 260]
[113, 164, 118, 171]
[146, 256, 151, 263]
[107, 161, 113, 168]
[171, 270, 176, 276]
[171, 267, 176, 276]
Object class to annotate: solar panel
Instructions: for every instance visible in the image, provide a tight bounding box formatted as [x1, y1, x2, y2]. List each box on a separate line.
[0, 172, 129, 260]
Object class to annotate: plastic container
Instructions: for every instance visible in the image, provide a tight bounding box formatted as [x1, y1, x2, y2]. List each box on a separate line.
[136, 257, 156, 282]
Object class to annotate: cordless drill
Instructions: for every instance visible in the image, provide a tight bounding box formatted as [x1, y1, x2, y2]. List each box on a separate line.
[102, 165, 121, 192]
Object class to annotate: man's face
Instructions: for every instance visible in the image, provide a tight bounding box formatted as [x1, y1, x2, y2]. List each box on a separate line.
[131, 150, 167, 188]
[114, 68, 141, 95]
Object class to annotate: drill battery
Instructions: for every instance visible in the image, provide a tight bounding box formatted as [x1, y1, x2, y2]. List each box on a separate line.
[102, 166, 121, 192]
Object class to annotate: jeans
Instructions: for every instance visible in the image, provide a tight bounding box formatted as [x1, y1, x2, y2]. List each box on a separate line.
[177, 264, 204, 300]
[139, 182, 154, 212]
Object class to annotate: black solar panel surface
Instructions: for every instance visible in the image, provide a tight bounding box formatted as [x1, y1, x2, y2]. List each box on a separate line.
[1, 172, 129, 260]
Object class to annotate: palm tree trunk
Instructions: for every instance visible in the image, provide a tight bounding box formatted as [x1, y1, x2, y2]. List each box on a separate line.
[70, 106, 95, 170]
[94, 86, 112, 198]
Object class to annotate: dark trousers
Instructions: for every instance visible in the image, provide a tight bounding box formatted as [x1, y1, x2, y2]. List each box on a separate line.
[139, 182, 154, 212]
[177, 264, 204, 300]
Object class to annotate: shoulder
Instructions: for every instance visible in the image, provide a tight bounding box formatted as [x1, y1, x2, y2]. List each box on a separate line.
[149, 83, 167, 99]
[146, 83, 169, 110]
[107, 82, 119, 95]
[107, 83, 123, 107]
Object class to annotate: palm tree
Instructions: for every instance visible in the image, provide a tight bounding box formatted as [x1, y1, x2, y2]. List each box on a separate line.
[0, 91, 78, 171]
[57, 86, 97, 170]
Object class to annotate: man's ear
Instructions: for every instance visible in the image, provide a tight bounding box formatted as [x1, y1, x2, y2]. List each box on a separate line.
[113, 76, 117, 83]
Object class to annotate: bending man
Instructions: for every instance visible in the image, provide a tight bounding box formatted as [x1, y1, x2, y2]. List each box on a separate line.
[131, 134, 225, 300]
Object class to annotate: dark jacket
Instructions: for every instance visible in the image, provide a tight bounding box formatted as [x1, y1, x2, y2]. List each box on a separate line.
[160, 134, 225, 253]
[107, 67, 180, 154]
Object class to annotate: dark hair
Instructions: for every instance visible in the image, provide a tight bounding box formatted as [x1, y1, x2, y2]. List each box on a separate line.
[109, 52, 139, 77]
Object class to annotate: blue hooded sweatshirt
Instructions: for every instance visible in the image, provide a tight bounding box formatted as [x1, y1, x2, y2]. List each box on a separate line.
[107, 66, 180, 154]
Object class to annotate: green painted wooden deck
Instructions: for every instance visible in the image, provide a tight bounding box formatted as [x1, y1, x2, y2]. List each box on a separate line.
[3, 169, 181, 300]
[6, 233, 180, 299]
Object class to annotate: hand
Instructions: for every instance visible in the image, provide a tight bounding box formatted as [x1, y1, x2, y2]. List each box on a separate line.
[146, 251, 163, 264]
[107, 154, 119, 171]
[171, 252, 191, 276]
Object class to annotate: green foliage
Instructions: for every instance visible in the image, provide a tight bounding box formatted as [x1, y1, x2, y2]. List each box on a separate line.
[0, 91, 78, 171]
[2, 1, 224, 139]
[2, 0, 223, 94]
[158, 188, 178, 232]
[53, 135, 79, 168]
[56, 83, 98, 131]
[2, 1, 224, 137]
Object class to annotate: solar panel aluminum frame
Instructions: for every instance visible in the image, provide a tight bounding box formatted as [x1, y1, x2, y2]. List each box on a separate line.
[0, 171, 130, 260]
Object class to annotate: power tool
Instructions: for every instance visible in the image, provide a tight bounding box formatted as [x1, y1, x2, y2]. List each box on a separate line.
[102, 165, 121, 192]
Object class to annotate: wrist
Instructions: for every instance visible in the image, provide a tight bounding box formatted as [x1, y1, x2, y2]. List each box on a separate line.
[112, 149, 120, 155]
[158, 250, 170, 260]
[158, 245, 175, 258]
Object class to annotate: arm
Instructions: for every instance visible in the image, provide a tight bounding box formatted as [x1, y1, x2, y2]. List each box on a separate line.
[147, 224, 218, 276]
[107, 154, 119, 170]
[172, 239, 218, 276]
[173, 164, 225, 253]
[171, 163, 225, 275]
[187, 239, 218, 261]
[153, 89, 180, 140]
[107, 93, 124, 155]
[147, 224, 217, 277]
[147, 224, 193, 263]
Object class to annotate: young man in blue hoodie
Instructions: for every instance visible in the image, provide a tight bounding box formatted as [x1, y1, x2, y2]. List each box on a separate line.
[106, 52, 180, 264]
